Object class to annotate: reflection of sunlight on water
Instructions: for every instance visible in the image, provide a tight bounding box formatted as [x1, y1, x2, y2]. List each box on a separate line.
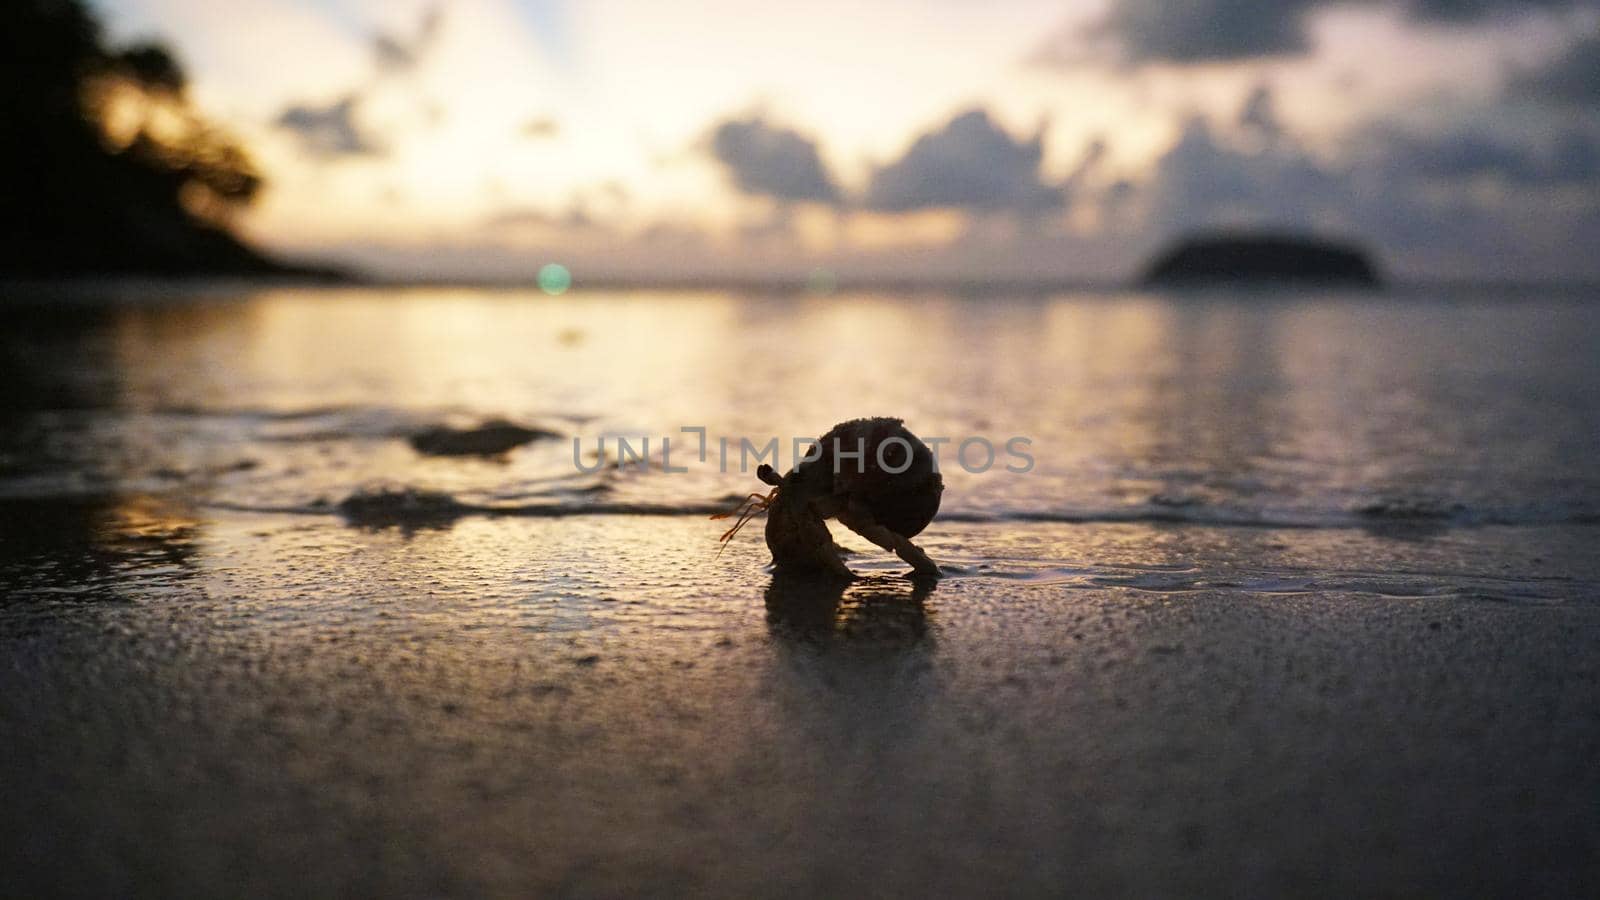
[110, 288, 757, 421]
[0, 494, 203, 603]
[764, 573, 933, 647]
[100, 494, 203, 555]
[5, 284, 1595, 531]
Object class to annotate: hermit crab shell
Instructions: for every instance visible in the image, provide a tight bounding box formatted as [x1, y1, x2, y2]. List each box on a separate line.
[791, 417, 943, 538]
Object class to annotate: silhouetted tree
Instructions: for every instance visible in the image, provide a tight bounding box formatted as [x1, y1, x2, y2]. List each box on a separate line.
[0, 0, 312, 277]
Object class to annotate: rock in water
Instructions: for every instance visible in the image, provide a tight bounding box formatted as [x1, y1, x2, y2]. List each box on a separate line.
[408, 419, 560, 457]
[337, 486, 468, 527]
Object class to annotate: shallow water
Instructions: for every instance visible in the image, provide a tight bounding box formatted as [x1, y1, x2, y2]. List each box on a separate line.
[3, 283, 1599, 895]
[4, 283, 1598, 530]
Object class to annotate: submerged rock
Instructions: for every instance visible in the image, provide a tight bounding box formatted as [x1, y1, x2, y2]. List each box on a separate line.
[1141, 232, 1382, 287]
[337, 486, 469, 527]
[408, 419, 560, 457]
[1355, 497, 1467, 521]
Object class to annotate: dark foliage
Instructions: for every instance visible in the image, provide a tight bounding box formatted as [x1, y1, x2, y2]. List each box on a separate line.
[0, 0, 318, 277]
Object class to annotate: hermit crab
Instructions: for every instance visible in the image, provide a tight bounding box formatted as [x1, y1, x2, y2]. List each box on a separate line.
[714, 418, 943, 577]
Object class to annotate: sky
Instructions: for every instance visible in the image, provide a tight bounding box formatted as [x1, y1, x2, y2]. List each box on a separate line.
[93, 0, 1600, 282]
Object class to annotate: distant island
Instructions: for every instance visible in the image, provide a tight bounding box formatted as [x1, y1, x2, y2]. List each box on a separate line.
[1141, 232, 1382, 288]
[1, 0, 341, 280]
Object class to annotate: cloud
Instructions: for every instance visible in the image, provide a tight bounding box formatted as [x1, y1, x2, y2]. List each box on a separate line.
[1408, 0, 1592, 23]
[863, 109, 1064, 214]
[1107, 81, 1600, 277]
[374, 5, 442, 75]
[1141, 116, 1342, 232]
[274, 6, 443, 159]
[484, 206, 596, 231]
[521, 117, 560, 139]
[1064, 136, 1109, 192]
[1131, 86, 1369, 234]
[1041, 0, 1597, 66]
[1368, 122, 1600, 185]
[705, 107, 1071, 215]
[1511, 33, 1600, 106]
[274, 95, 384, 158]
[708, 115, 840, 203]
[1098, 0, 1322, 64]
[1238, 84, 1282, 137]
[1546, 128, 1600, 180]
[1347, 121, 1600, 271]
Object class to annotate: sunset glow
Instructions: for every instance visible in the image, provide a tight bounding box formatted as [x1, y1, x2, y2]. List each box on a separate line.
[91, 0, 1600, 280]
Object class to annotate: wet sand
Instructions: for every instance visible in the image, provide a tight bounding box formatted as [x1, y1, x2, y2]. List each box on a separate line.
[3, 511, 1597, 897]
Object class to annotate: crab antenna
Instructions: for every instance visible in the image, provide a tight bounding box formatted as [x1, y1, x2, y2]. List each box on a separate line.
[711, 488, 778, 556]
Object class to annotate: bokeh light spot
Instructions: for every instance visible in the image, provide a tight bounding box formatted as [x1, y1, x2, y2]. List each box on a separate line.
[806, 267, 837, 295]
[538, 263, 572, 295]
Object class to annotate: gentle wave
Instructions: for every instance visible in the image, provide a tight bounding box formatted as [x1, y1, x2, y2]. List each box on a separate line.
[912, 557, 1588, 605]
[2, 477, 1594, 530]
[7, 402, 1596, 532]
[144, 403, 583, 445]
[181, 485, 1600, 531]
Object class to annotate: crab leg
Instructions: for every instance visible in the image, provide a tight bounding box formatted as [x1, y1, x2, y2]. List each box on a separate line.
[809, 541, 856, 578]
[837, 500, 939, 577]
